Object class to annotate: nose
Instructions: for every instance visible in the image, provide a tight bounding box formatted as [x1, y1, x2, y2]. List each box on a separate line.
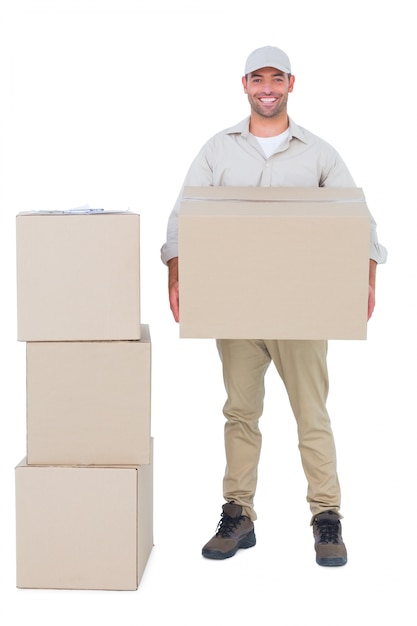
[262, 82, 273, 94]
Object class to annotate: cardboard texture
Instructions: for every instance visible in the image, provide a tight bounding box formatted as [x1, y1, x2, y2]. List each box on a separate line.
[26, 326, 151, 465]
[179, 187, 370, 340]
[15, 444, 153, 591]
[16, 211, 141, 341]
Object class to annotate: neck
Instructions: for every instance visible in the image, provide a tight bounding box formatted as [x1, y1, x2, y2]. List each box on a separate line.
[249, 112, 290, 138]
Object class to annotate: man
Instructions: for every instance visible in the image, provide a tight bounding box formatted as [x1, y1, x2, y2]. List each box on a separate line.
[161, 46, 387, 566]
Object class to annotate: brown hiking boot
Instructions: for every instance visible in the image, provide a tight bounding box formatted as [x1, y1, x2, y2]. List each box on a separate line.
[202, 502, 256, 560]
[313, 511, 347, 567]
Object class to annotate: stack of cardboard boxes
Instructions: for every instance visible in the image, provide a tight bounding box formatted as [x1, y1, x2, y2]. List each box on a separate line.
[14, 210, 153, 591]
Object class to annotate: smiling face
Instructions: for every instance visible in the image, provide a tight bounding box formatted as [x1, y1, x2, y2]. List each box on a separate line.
[242, 67, 295, 120]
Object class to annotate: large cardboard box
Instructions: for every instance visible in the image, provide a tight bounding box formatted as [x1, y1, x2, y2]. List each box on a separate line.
[15, 445, 153, 591]
[26, 326, 151, 466]
[179, 187, 371, 340]
[16, 211, 141, 341]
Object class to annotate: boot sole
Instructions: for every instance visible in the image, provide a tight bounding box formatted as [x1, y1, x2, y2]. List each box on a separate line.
[316, 555, 347, 567]
[202, 530, 256, 560]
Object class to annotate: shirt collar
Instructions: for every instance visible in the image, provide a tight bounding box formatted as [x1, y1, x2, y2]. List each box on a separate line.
[225, 116, 308, 144]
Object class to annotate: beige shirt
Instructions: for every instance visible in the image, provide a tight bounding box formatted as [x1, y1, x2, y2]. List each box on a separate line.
[161, 117, 387, 265]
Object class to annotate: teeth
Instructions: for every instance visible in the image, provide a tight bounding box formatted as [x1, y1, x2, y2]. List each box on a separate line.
[260, 98, 276, 103]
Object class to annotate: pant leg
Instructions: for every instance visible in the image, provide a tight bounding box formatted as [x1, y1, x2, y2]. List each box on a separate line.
[216, 339, 271, 520]
[265, 339, 341, 519]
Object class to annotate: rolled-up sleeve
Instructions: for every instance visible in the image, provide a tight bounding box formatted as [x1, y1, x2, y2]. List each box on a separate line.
[161, 143, 214, 264]
[369, 212, 388, 264]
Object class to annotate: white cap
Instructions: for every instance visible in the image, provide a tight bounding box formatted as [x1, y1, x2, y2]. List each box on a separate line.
[244, 46, 291, 75]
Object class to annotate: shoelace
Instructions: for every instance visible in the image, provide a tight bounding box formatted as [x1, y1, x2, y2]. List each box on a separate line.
[216, 513, 244, 538]
[315, 518, 341, 544]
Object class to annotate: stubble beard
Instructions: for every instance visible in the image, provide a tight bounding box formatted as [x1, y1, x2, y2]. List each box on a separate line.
[249, 94, 288, 119]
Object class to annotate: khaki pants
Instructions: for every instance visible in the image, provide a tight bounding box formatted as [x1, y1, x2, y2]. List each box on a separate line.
[216, 339, 341, 521]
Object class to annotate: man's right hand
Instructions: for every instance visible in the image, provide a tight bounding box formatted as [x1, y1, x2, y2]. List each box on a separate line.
[167, 257, 179, 322]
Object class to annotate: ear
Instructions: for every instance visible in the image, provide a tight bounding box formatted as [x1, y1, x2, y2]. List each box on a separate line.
[242, 75, 248, 94]
[288, 74, 295, 93]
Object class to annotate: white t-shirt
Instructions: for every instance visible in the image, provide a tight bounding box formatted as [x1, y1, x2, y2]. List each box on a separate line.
[253, 128, 290, 158]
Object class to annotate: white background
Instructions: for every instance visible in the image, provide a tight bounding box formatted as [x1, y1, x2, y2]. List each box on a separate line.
[0, 0, 415, 624]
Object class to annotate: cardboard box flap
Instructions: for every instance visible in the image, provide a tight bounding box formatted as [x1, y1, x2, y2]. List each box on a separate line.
[180, 200, 371, 220]
[183, 186, 365, 203]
